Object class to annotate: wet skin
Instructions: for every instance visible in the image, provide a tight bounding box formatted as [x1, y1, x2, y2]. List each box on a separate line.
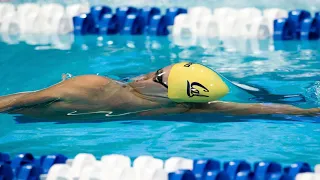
[0, 64, 319, 121]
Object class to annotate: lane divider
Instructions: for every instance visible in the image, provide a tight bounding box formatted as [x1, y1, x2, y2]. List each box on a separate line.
[0, 152, 319, 180]
[73, 5, 319, 40]
[0, 3, 319, 40]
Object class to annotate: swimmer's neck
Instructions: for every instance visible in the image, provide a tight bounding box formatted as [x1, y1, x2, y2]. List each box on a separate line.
[126, 84, 160, 103]
[113, 79, 189, 111]
[126, 83, 178, 106]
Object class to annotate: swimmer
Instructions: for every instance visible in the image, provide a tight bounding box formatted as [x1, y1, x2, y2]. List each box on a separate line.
[0, 62, 319, 121]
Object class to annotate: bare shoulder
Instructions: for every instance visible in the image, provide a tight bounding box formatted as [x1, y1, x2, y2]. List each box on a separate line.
[49, 75, 114, 90]
[37, 75, 116, 97]
[64, 75, 112, 87]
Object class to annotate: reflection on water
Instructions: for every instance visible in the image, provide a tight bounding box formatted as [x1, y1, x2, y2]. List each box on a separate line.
[2, 33, 319, 80]
[0, 33, 74, 50]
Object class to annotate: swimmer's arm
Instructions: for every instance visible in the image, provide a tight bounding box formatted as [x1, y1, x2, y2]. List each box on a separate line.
[0, 74, 72, 113]
[0, 92, 59, 113]
[189, 101, 320, 116]
[0, 75, 114, 113]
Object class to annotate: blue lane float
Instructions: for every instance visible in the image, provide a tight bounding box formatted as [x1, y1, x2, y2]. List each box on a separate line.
[223, 160, 251, 180]
[284, 162, 312, 178]
[273, 18, 298, 40]
[288, 10, 311, 39]
[16, 164, 41, 180]
[204, 170, 230, 180]
[99, 14, 120, 35]
[192, 159, 220, 179]
[90, 5, 112, 32]
[11, 153, 35, 175]
[115, 6, 139, 31]
[269, 173, 292, 180]
[148, 15, 170, 36]
[146, 7, 187, 36]
[300, 17, 320, 40]
[73, 6, 139, 35]
[139, 7, 161, 33]
[121, 14, 145, 35]
[147, 7, 186, 36]
[40, 154, 67, 174]
[73, 13, 96, 35]
[253, 162, 282, 179]
[0, 153, 10, 164]
[236, 171, 255, 180]
[169, 170, 196, 180]
[0, 163, 13, 180]
[165, 7, 187, 25]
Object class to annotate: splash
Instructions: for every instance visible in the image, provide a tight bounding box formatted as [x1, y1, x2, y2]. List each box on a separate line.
[306, 81, 320, 106]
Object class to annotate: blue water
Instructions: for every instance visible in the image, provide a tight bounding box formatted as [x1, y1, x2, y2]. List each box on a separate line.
[0, 34, 319, 166]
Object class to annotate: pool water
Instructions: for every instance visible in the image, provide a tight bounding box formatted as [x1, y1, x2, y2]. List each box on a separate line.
[0, 34, 319, 166]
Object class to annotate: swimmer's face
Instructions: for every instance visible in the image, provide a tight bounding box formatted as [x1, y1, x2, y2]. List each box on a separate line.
[129, 65, 173, 100]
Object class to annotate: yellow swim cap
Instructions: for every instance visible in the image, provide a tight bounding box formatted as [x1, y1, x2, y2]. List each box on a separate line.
[168, 62, 229, 103]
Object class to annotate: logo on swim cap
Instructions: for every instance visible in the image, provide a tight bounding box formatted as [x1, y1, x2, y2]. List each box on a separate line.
[187, 81, 209, 97]
[184, 62, 193, 67]
[186, 63, 212, 98]
[168, 62, 229, 103]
